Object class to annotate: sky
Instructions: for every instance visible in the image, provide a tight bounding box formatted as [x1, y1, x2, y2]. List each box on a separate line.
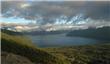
[1, 1, 110, 27]
[1, 17, 33, 24]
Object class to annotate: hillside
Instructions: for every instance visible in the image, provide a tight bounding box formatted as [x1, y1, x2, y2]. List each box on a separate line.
[45, 43, 110, 64]
[1, 29, 70, 64]
[1, 29, 110, 64]
[1, 51, 34, 64]
[67, 26, 110, 41]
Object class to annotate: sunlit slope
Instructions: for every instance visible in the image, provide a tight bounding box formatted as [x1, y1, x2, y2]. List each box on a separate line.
[1, 30, 70, 64]
[45, 44, 110, 64]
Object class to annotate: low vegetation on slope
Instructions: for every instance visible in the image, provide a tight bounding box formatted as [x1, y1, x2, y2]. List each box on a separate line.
[45, 44, 110, 64]
[1, 30, 70, 64]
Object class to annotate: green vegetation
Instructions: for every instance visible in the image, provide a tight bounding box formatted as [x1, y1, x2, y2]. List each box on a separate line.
[45, 44, 110, 64]
[67, 26, 110, 41]
[1, 30, 70, 64]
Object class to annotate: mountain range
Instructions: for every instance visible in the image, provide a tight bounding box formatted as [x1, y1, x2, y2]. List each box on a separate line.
[67, 26, 110, 41]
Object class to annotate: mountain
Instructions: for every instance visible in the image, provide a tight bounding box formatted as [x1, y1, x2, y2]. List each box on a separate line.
[67, 26, 110, 41]
[24, 30, 69, 35]
[1, 29, 23, 35]
[1, 22, 87, 32]
[1, 29, 70, 64]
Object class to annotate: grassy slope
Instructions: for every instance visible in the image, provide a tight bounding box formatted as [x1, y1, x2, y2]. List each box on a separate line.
[44, 44, 110, 64]
[1, 30, 70, 64]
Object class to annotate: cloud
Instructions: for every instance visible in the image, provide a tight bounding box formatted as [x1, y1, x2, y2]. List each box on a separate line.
[84, 1, 110, 21]
[1, 1, 110, 25]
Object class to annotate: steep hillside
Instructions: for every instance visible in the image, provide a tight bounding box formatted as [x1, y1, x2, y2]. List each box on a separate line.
[67, 27, 110, 41]
[1, 30, 70, 64]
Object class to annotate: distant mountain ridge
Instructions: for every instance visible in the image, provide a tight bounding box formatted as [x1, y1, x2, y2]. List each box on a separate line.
[1, 29, 23, 35]
[67, 26, 110, 41]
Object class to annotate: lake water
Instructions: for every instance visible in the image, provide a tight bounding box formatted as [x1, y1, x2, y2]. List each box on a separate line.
[27, 34, 103, 47]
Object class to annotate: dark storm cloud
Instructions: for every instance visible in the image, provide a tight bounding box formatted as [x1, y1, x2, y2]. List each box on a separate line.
[84, 1, 110, 21]
[1, 1, 110, 24]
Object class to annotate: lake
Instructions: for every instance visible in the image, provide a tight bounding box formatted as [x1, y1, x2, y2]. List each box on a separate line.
[27, 34, 105, 47]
